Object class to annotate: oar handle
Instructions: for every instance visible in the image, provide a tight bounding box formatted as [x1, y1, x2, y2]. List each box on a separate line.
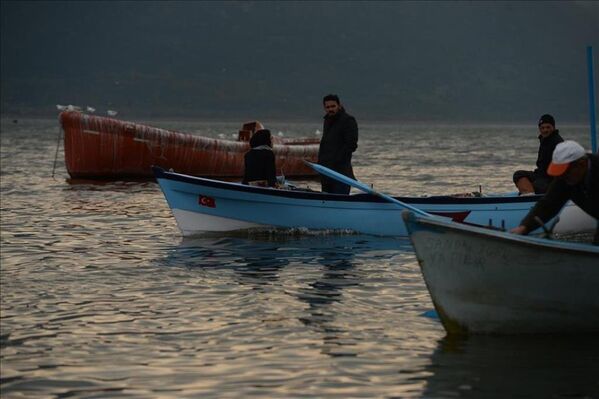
[304, 161, 431, 217]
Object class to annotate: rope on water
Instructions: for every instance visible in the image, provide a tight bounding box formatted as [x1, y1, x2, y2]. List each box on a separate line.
[51, 124, 63, 179]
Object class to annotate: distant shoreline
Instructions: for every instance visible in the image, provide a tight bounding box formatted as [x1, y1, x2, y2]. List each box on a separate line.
[0, 113, 593, 128]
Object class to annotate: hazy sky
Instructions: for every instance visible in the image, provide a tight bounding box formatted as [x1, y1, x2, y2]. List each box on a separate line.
[1, 1, 598, 122]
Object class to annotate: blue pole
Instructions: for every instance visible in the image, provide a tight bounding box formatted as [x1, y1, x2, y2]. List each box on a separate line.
[587, 46, 598, 153]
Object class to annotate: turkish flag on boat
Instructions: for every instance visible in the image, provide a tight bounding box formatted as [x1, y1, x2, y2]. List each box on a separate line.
[198, 195, 216, 208]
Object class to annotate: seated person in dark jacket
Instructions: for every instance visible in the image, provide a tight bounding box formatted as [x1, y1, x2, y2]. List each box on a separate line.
[513, 114, 564, 194]
[511, 140, 599, 244]
[242, 129, 278, 188]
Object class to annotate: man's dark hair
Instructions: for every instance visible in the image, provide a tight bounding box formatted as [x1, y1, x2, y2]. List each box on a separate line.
[323, 94, 340, 105]
[538, 114, 556, 127]
[250, 129, 272, 148]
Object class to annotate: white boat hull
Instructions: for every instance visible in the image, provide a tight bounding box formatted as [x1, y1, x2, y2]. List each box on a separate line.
[154, 167, 596, 237]
[404, 211, 599, 334]
[172, 209, 266, 235]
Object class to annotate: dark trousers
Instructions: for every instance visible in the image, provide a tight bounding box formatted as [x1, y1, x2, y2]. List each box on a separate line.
[513, 170, 551, 194]
[321, 176, 350, 194]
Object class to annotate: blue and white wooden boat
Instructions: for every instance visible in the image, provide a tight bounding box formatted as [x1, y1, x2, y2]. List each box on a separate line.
[153, 166, 595, 237]
[403, 210, 599, 335]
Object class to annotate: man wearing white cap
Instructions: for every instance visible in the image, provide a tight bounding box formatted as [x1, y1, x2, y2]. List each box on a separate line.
[511, 140, 599, 243]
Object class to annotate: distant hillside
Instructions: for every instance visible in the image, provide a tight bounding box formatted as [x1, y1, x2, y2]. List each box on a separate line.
[1, 1, 598, 122]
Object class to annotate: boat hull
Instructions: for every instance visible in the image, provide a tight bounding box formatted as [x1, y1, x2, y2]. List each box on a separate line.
[403, 211, 599, 334]
[153, 167, 596, 237]
[60, 111, 319, 179]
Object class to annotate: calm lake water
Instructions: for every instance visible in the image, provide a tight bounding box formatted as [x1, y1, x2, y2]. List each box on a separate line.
[1, 117, 598, 398]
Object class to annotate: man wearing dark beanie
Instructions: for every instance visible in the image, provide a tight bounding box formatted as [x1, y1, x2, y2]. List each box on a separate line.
[512, 113, 564, 194]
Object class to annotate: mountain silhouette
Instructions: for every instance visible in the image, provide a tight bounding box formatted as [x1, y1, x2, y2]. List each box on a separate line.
[1, 1, 598, 122]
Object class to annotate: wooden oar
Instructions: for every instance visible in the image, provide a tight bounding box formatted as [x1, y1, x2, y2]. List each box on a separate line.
[304, 161, 432, 217]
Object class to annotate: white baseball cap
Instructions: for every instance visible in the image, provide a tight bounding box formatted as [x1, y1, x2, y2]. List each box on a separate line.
[547, 140, 586, 176]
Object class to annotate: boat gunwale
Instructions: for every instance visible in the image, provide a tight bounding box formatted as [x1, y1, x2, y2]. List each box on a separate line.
[404, 211, 599, 255]
[153, 166, 545, 205]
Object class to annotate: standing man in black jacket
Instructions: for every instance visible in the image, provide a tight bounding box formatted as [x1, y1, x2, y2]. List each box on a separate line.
[513, 113, 564, 194]
[318, 94, 359, 194]
[511, 140, 599, 244]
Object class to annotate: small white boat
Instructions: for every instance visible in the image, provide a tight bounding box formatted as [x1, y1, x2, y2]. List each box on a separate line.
[403, 210, 599, 335]
[153, 166, 596, 237]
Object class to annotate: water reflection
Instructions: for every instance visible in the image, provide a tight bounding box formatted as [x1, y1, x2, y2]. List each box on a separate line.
[163, 234, 414, 361]
[421, 334, 599, 398]
[226, 238, 290, 288]
[295, 242, 360, 358]
[164, 233, 407, 270]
